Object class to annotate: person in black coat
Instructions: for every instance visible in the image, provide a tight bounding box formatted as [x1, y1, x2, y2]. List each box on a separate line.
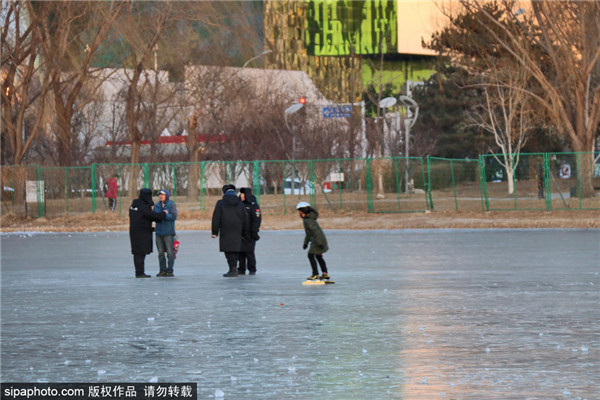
[211, 185, 247, 277]
[238, 187, 262, 275]
[129, 188, 167, 278]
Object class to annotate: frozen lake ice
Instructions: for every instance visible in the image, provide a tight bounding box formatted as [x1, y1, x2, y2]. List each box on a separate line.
[1, 229, 599, 399]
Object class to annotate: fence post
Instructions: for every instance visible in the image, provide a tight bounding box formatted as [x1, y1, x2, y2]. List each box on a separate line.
[200, 162, 206, 211]
[543, 153, 551, 211]
[337, 159, 343, 210]
[512, 155, 518, 210]
[142, 164, 149, 188]
[171, 163, 177, 202]
[450, 159, 458, 212]
[65, 168, 69, 215]
[10, 166, 15, 212]
[309, 160, 316, 206]
[426, 156, 433, 211]
[282, 161, 287, 215]
[91, 164, 97, 214]
[36, 164, 44, 217]
[118, 165, 122, 214]
[576, 152, 583, 209]
[478, 155, 489, 211]
[366, 158, 373, 213]
[394, 158, 401, 212]
[253, 161, 261, 204]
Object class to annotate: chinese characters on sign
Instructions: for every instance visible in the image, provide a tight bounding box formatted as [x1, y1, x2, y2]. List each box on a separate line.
[1, 383, 197, 400]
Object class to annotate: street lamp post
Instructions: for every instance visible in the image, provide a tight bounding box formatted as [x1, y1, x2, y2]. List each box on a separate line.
[399, 95, 419, 193]
[377, 97, 398, 198]
[284, 102, 304, 195]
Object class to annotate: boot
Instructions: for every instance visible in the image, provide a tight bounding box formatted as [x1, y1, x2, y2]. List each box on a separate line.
[223, 267, 239, 277]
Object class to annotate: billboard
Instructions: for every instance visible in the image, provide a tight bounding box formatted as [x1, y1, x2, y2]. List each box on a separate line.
[305, 0, 397, 56]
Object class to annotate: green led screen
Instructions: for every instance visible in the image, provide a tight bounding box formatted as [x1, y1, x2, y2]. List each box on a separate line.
[305, 0, 397, 56]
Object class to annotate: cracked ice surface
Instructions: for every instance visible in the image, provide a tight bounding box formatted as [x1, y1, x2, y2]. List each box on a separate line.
[1, 229, 599, 399]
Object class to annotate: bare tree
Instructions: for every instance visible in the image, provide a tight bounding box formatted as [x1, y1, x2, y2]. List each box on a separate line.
[458, 0, 600, 197]
[30, 1, 125, 166]
[363, 52, 395, 198]
[184, 66, 252, 199]
[467, 66, 533, 194]
[1, 0, 50, 165]
[70, 95, 106, 166]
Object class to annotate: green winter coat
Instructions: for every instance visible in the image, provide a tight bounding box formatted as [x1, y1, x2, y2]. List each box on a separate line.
[302, 210, 328, 254]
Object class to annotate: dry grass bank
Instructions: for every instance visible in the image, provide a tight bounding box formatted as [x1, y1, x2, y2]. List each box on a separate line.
[1, 209, 599, 233]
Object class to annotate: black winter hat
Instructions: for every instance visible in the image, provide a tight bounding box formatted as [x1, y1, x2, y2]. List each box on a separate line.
[139, 188, 153, 204]
[222, 184, 236, 194]
[239, 187, 253, 196]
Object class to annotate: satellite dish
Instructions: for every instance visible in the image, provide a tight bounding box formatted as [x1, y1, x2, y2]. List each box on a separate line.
[379, 97, 397, 109]
[285, 103, 304, 114]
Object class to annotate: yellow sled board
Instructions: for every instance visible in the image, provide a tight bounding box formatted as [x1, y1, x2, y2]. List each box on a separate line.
[302, 280, 335, 285]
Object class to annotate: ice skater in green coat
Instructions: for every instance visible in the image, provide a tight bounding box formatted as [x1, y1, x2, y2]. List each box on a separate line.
[296, 202, 330, 280]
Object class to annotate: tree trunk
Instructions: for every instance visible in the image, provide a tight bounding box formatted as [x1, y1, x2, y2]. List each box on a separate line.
[502, 153, 515, 195]
[128, 140, 141, 199]
[506, 168, 515, 195]
[375, 144, 385, 199]
[576, 150, 595, 198]
[56, 110, 73, 166]
[187, 148, 201, 203]
[54, 85, 74, 166]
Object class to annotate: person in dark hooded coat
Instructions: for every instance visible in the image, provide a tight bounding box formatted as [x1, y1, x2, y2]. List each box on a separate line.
[238, 187, 261, 275]
[297, 202, 330, 281]
[211, 185, 247, 277]
[129, 188, 167, 277]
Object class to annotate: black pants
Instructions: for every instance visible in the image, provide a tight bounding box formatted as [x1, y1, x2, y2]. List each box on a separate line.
[238, 251, 257, 273]
[308, 253, 327, 276]
[108, 198, 116, 211]
[224, 252, 239, 271]
[133, 254, 146, 275]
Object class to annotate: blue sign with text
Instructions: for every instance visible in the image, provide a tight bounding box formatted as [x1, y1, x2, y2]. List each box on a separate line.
[322, 105, 352, 118]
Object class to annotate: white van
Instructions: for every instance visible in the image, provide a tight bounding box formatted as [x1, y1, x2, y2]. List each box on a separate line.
[284, 178, 314, 195]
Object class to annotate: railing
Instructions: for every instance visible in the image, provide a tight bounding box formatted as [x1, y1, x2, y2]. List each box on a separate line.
[2, 153, 598, 218]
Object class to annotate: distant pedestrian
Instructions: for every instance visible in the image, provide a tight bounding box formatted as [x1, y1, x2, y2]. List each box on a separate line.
[104, 175, 119, 211]
[154, 189, 178, 277]
[238, 187, 262, 275]
[211, 185, 247, 277]
[129, 188, 167, 278]
[296, 202, 330, 281]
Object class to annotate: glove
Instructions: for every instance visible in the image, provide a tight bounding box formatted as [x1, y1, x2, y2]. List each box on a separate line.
[253, 233, 260, 241]
[303, 243, 308, 250]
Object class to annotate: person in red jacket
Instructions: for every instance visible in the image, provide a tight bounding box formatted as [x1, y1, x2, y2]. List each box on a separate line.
[104, 175, 119, 211]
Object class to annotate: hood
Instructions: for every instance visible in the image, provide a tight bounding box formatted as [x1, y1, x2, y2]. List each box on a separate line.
[139, 188, 154, 205]
[306, 209, 319, 220]
[240, 187, 256, 203]
[240, 187, 252, 196]
[223, 192, 241, 206]
[159, 189, 170, 202]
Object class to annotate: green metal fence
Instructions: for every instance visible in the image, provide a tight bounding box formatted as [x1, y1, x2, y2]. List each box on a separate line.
[427, 157, 482, 212]
[478, 153, 600, 211]
[1, 153, 598, 218]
